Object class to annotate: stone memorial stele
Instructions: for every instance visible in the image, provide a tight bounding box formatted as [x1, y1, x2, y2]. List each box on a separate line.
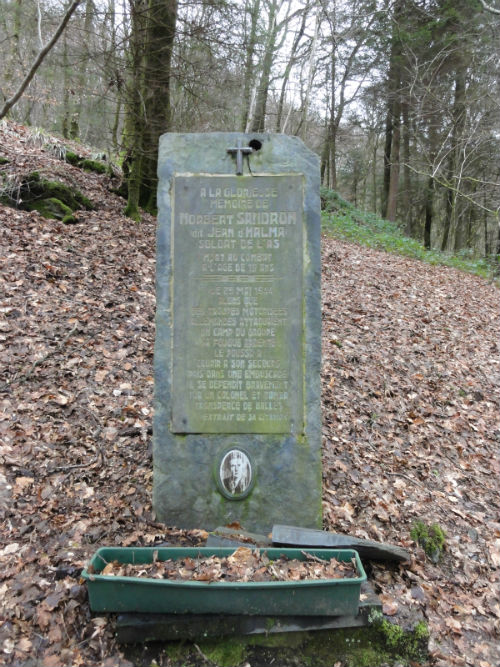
[153, 132, 322, 532]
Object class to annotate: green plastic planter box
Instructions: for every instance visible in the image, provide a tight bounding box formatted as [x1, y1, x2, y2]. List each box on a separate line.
[82, 547, 366, 616]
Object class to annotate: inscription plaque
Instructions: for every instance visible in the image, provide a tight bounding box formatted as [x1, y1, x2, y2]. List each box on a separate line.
[171, 174, 304, 434]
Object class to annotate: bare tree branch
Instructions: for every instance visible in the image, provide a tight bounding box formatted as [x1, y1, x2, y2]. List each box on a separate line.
[0, 0, 83, 121]
[478, 0, 500, 15]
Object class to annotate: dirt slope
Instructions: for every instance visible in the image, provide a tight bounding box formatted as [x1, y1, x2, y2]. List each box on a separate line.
[1, 121, 499, 666]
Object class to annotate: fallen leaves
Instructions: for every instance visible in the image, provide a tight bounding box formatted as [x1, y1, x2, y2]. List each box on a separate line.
[1, 120, 499, 666]
[322, 237, 500, 665]
[94, 547, 360, 583]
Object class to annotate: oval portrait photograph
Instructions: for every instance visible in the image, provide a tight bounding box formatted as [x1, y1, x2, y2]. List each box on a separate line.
[218, 448, 253, 499]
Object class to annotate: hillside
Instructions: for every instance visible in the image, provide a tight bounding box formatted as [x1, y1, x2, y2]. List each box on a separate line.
[1, 121, 499, 667]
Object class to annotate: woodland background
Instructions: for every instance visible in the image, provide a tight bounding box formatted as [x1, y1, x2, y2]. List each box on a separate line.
[1, 1, 500, 665]
[1, 0, 500, 251]
[0, 120, 499, 666]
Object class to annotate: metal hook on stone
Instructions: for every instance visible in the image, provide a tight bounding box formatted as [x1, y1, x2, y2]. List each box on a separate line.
[226, 139, 254, 175]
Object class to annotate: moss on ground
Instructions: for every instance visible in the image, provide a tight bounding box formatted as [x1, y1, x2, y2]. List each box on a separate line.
[25, 196, 74, 222]
[65, 150, 80, 166]
[1, 171, 94, 221]
[198, 638, 248, 667]
[80, 158, 107, 174]
[23, 172, 94, 210]
[64, 149, 108, 174]
[147, 620, 429, 667]
[410, 521, 446, 562]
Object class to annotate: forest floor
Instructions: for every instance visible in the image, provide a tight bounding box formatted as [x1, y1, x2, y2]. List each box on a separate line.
[1, 120, 499, 667]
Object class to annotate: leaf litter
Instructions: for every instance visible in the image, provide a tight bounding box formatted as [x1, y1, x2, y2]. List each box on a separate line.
[1, 120, 499, 666]
[91, 547, 359, 582]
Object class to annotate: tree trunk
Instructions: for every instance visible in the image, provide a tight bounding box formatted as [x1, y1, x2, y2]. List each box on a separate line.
[123, 0, 148, 221]
[382, 109, 392, 217]
[240, 0, 261, 132]
[320, 48, 336, 189]
[297, 12, 318, 140]
[141, 0, 177, 212]
[250, 0, 278, 133]
[441, 68, 466, 251]
[275, 5, 307, 132]
[423, 115, 439, 249]
[382, 0, 403, 219]
[424, 173, 434, 249]
[62, 24, 71, 138]
[386, 94, 401, 222]
[73, 0, 94, 139]
[371, 136, 378, 214]
[402, 96, 412, 234]
[124, 0, 178, 219]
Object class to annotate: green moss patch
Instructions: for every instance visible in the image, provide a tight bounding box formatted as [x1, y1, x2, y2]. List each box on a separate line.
[64, 149, 108, 174]
[80, 158, 107, 174]
[1, 171, 94, 221]
[65, 150, 81, 166]
[138, 621, 429, 667]
[25, 197, 73, 221]
[0, 156, 9, 166]
[411, 521, 446, 562]
[198, 638, 247, 667]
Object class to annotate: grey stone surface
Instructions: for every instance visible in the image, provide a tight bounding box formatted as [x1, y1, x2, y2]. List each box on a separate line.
[153, 133, 322, 532]
[272, 525, 411, 563]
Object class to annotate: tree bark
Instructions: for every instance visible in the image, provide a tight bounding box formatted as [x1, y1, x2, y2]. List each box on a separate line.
[401, 96, 412, 234]
[73, 0, 95, 140]
[386, 94, 401, 222]
[240, 0, 261, 132]
[382, 0, 403, 219]
[123, 0, 148, 221]
[297, 12, 318, 140]
[124, 0, 178, 219]
[275, 4, 307, 132]
[424, 173, 434, 250]
[141, 0, 178, 212]
[250, 0, 278, 133]
[441, 68, 466, 251]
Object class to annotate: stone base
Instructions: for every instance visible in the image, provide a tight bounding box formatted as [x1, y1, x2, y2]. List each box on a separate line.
[117, 583, 429, 667]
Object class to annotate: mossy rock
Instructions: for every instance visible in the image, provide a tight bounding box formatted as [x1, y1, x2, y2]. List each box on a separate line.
[0, 156, 9, 166]
[20, 172, 94, 212]
[111, 180, 128, 200]
[65, 150, 80, 166]
[64, 150, 108, 175]
[80, 158, 107, 174]
[1, 171, 94, 220]
[25, 197, 77, 223]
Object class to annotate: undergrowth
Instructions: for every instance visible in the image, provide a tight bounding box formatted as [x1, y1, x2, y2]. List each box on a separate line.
[321, 187, 499, 282]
